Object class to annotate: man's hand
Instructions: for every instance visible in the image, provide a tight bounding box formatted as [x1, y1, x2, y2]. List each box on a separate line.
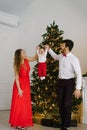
[73, 89, 81, 99]
[44, 45, 50, 50]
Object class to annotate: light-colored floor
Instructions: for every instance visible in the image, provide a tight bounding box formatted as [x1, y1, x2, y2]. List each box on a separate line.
[0, 110, 87, 130]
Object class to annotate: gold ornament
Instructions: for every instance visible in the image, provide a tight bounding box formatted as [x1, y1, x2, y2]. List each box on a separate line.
[52, 104, 55, 107]
[38, 95, 41, 98]
[51, 60, 54, 63]
[45, 87, 48, 90]
[49, 106, 52, 110]
[37, 87, 40, 91]
[46, 36, 49, 39]
[50, 76, 52, 79]
[51, 28, 54, 32]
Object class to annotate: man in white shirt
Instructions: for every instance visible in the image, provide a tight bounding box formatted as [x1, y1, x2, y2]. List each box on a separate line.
[46, 39, 82, 130]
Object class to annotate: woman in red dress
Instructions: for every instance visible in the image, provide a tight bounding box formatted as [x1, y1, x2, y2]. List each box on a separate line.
[9, 49, 37, 130]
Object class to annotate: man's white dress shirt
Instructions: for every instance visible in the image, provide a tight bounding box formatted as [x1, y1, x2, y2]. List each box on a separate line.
[49, 48, 82, 90]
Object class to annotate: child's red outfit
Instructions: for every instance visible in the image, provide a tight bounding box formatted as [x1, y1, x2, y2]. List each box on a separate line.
[37, 49, 48, 80]
[38, 62, 46, 77]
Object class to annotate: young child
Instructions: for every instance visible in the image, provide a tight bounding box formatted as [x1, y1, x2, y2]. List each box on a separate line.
[36, 45, 48, 80]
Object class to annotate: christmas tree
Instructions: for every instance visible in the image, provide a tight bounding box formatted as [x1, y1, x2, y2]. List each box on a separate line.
[31, 21, 82, 122]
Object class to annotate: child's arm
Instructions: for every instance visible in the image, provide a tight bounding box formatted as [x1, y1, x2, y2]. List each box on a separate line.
[36, 45, 40, 55]
[36, 45, 40, 50]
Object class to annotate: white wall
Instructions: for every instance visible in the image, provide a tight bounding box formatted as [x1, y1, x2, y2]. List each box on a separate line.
[0, 24, 19, 109]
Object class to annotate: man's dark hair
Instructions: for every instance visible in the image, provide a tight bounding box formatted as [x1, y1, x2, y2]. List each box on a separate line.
[63, 39, 74, 51]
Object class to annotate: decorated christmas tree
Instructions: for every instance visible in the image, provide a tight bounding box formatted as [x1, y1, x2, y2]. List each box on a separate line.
[31, 21, 82, 122]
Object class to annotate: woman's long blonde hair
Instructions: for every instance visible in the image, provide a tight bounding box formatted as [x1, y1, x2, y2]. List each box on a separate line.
[14, 49, 23, 74]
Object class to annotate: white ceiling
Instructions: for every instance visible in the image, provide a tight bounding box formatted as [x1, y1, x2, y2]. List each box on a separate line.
[0, 0, 86, 16]
[0, 0, 33, 15]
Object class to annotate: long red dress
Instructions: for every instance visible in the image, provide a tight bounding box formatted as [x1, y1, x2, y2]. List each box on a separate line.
[9, 59, 33, 127]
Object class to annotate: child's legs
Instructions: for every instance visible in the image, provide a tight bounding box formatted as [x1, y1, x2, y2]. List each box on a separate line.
[38, 63, 42, 77]
[42, 62, 46, 76]
[38, 62, 46, 77]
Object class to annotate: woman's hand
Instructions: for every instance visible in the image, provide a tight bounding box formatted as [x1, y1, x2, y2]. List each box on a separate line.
[18, 88, 23, 97]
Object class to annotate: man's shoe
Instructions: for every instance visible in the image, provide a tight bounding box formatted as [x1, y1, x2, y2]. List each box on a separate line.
[60, 128, 68, 130]
[64, 127, 70, 130]
[64, 128, 68, 130]
[20, 128, 26, 130]
[60, 127, 63, 130]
